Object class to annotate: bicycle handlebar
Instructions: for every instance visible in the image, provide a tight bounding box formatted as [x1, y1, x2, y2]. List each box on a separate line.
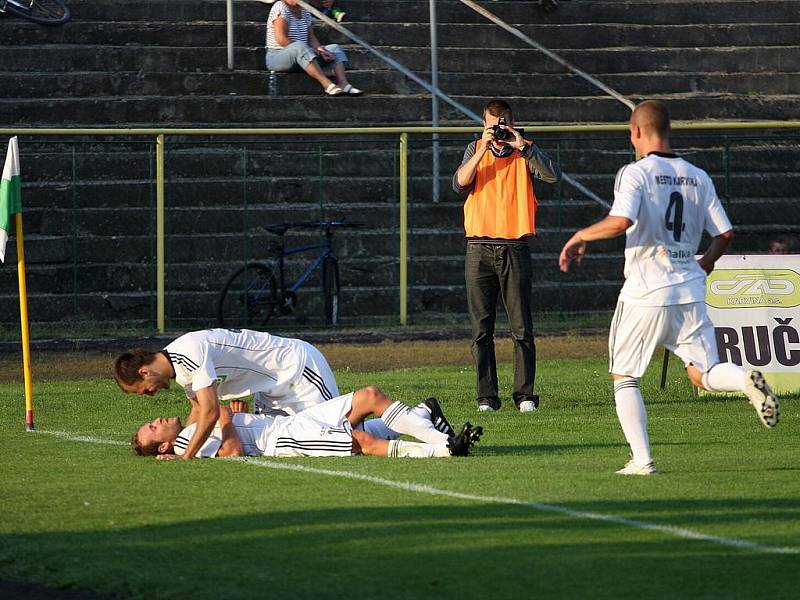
[264, 221, 364, 235]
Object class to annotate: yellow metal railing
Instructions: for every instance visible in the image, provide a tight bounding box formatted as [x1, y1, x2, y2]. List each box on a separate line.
[3, 122, 799, 331]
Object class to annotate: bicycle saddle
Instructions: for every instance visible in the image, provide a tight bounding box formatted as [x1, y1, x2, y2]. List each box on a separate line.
[264, 224, 291, 236]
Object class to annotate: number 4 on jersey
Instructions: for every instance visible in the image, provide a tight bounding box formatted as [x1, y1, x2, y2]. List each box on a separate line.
[665, 191, 686, 242]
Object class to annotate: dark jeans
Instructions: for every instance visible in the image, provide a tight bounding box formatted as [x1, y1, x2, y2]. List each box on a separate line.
[465, 242, 537, 408]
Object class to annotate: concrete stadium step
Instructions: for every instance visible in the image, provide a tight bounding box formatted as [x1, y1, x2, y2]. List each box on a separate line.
[6, 44, 800, 75]
[13, 136, 798, 179]
[726, 197, 800, 226]
[20, 197, 612, 239]
[0, 279, 627, 323]
[19, 185, 796, 235]
[0, 94, 626, 126]
[349, 46, 800, 75]
[8, 70, 800, 99]
[7, 171, 595, 207]
[7, 217, 784, 271]
[15, 166, 800, 214]
[0, 252, 627, 296]
[10, 21, 800, 50]
[56, 0, 800, 26]
[6, 94, 800, 127]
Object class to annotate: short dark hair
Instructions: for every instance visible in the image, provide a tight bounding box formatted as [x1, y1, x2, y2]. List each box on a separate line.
[633, 100, 670, 137]
[131, 429, 161, 456]
[483, 99, 513, 122]
[769, 236, 792, 252]
[114, 348, 158, 388]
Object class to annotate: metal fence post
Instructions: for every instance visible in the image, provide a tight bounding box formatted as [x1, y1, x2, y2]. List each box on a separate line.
[429, 0, 440, 203]
[226, 0, 234, 70]
[71, 145, 78, 320]
[399, 132, 408, 325]
[723, 135, 731, 207]
[156, 133, 165, 333]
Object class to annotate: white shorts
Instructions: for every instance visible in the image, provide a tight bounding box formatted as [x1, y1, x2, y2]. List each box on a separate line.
[608, 300, 719, 378]
[265, 392, 354, 457]
[254, 342, 340, 416]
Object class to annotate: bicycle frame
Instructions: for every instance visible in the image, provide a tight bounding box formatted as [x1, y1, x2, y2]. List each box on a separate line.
[275, 240, 334, 296]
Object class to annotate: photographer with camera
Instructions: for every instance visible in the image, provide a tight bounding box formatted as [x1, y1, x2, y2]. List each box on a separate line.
[453, 99, 561, 413]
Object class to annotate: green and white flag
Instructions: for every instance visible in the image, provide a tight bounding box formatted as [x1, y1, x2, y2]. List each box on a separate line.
[1, 136, 22, 263]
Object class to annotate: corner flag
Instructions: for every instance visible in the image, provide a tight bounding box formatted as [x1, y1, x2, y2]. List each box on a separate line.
[2, 136, 34, 431]
[1, 136, 22, 263]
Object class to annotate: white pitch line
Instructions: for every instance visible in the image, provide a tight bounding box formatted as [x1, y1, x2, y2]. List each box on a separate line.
[35, 429, 128, 446]
[34, 430, 800, 555]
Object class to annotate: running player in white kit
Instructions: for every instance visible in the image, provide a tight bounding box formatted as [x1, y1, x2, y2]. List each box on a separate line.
[131, 386, 483, 459]
[115, 329, 454, 460]
[559, 100, 779, 475]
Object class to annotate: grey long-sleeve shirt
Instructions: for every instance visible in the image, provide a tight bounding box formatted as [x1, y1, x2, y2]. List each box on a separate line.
[452, 140, 561, 197]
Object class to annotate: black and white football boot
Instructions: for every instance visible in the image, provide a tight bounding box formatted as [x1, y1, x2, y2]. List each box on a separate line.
[447, 422, 484, 457]
[417, 396, 456, 437]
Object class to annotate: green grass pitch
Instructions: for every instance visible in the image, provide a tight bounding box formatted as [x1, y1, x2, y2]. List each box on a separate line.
[1, 357, 798, 599]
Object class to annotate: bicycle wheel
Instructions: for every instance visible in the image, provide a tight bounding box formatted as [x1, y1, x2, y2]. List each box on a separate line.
[321, 256, 340, 326]
[217, 263, 278, 328]
[4, 0, 71, 25]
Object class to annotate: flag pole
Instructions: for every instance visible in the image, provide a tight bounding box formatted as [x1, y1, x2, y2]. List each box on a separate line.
[15, 212, 34, 431]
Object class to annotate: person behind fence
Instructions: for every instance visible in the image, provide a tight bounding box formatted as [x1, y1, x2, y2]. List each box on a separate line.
[768, 235, 792, 255]
[453, 98, 562, 414]
[558, 99, 780, 476]
[264, 0, 362, 96]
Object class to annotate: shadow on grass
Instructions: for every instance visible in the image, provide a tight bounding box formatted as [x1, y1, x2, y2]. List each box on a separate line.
[481, 442, 624, 455]
[480, 440, 701, 457]
[1, 502, 798, 600]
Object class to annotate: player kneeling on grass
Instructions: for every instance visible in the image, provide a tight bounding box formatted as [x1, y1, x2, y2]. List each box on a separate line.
[132, 386, 483, 459]
[114, 329, 455, 459]
[559, 99, 780, 476]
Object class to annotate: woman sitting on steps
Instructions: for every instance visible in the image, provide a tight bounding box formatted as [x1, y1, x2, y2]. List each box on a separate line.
[264, 0, 363, 96]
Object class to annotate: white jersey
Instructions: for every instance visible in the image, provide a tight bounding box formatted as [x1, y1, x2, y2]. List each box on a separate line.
[610, 152, 732, 306]
[164, 329, 309, 401]
[173, 412, 284, 457]
[173, 394, 356, 458]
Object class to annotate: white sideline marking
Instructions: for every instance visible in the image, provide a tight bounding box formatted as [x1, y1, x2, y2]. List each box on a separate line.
[36, 429, 128, 446]
[35, 430, 800, 555]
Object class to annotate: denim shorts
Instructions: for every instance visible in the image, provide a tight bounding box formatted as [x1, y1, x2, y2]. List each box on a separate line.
[266, 40, 348, 72]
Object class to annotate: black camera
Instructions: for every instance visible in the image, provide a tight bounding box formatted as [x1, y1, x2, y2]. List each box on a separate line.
[491, 117, 523, 141]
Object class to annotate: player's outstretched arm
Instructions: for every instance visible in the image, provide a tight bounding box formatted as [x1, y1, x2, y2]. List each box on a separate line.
[180, 386, 221, 460]
[216, 406, 245, 457]
[559, 216, 632, 272]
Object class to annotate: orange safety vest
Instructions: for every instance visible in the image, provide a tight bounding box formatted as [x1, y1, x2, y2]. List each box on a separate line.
[463, 145, 538, 239]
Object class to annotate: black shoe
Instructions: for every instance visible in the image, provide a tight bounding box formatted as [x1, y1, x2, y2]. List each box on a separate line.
[477, 397, 501, 412]
[417, 397, 455, 437]
[447, 422, 484, 457]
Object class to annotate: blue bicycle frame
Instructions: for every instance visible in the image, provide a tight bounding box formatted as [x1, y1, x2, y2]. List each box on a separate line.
[277, 239, 335, 295]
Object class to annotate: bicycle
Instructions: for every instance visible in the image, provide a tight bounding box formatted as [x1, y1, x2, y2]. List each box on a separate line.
[217, 220, 362, 329]
[1, 0, 71, 25]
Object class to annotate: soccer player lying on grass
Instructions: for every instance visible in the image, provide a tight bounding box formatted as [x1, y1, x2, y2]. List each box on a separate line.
[132, 386, 483, 459]
[114, 328, 453, 460]
[558, 99, 780, 476]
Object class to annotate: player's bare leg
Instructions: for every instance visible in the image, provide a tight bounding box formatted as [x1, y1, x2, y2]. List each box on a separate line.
[347, 386, 449, 445]
[690, 363, 780, 428]
[351, 429, 389, 456]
